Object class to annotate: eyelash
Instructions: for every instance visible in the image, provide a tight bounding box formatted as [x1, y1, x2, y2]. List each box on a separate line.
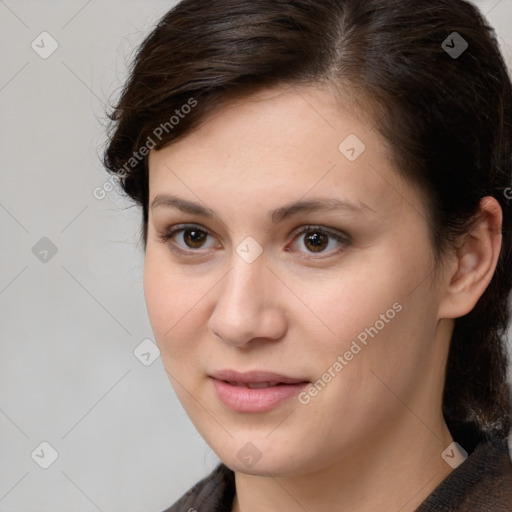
[158, 223, 351, 259]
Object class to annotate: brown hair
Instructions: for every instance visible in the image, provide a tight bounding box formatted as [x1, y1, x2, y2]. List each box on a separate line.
[103, 0, 512, 440]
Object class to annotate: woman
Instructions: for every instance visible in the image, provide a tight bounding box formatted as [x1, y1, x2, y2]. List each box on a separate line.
[103, 0, 512, 510]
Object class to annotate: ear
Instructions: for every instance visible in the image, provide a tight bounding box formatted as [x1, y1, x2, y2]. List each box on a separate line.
[438, 196, 503, 319]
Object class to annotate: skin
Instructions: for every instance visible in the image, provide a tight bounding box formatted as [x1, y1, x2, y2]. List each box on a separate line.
[144, 85, 502, 512]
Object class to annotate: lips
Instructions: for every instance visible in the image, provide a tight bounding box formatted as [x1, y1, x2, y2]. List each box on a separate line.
[209, 369, 310, 412]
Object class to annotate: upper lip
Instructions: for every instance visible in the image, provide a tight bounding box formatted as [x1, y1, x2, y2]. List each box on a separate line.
[209, 369, 309, 385]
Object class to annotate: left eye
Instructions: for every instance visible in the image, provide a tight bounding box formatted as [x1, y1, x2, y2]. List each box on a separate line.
[289, 226, 349, 255]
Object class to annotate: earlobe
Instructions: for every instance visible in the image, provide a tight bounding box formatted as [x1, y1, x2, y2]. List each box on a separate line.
[438, 197, 502, 319]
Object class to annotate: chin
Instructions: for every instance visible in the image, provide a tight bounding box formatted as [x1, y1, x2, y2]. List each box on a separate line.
[211, 436, 318, 478]
[224, 456, 305, 478]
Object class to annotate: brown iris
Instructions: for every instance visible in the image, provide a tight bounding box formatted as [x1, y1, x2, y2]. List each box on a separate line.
[304, 231, 328, 252]
[183, 229, 207, 248]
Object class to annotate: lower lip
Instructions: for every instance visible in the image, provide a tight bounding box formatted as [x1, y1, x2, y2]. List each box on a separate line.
[211, 378, 308, 412]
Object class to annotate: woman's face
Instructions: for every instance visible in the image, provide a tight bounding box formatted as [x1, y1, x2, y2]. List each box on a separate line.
[144, 85, 452, 476]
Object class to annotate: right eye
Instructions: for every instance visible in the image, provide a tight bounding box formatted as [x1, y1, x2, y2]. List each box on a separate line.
[159, 224, 220, 255]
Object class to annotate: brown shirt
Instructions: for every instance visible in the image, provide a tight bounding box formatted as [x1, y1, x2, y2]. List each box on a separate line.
[163, 433, 512, 511]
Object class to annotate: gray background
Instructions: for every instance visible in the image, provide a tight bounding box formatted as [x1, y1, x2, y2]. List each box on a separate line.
[0, 1, 511, 511]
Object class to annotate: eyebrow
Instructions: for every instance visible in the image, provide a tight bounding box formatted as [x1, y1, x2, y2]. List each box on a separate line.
[150, 194, 375, 224]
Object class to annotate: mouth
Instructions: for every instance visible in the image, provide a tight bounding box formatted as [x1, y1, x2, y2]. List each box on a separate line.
[209, 370, 310, 412]
[223, 381, 288, 389]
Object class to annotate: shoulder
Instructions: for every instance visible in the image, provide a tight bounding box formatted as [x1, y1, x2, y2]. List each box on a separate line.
[417, 433, 512, 511]
[161, 463, 235, 512]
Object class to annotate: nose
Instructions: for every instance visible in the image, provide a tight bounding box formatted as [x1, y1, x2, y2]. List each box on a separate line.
[207, 255, 287, 348]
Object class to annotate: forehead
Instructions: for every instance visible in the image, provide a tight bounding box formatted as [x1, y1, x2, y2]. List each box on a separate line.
[147, 85, 420, 223]
[150, 85, 372, 165]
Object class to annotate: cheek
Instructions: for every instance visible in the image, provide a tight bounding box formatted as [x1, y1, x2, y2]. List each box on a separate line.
[300, 265, 401, 348]
[305, 244, 436, 367]
[143, 249, 207, 356]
